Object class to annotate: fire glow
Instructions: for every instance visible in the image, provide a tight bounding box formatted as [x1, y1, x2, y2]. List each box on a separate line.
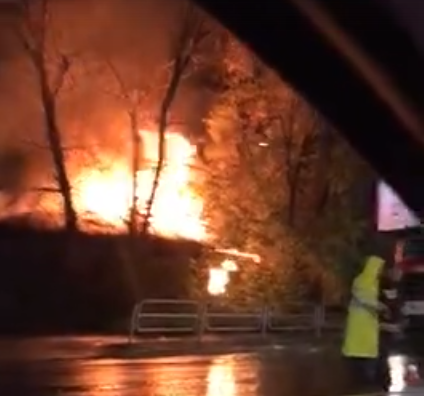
[207, 259, 238, 296]
[73, 130, 206, 241]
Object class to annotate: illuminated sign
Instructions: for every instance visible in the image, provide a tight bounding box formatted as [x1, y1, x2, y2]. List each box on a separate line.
[376, 181, 420, 231]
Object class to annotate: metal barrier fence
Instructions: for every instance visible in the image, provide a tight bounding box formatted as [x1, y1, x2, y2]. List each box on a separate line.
[129, 299, 344, 343]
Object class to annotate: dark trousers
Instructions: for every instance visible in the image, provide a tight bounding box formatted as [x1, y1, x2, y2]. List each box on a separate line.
[345, 357, 378, 385]
[376, 332, 391, 390]
[344, 333, 392, 391]
[345, 332, 409, 391]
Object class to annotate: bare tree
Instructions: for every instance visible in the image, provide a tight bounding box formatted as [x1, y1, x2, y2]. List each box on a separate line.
[100, 58, 149, 234]
[13, 0, 77, 230]
[141, 0, 208, 234]
[276, 96, 318, 228]
[228, 74, 320, 229]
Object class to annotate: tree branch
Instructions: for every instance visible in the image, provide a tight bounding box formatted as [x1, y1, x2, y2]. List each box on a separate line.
[103, 55, 130, 102]
[51, 54, 70, 96]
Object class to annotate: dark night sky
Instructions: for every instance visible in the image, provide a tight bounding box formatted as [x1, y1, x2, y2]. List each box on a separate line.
[378, 0, 424, 54]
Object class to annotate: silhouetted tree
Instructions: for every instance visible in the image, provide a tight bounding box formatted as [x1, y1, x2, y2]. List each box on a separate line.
[99, 57, 151, 234]
[142, 0, 209, 233]
[13, 0, 77, 230]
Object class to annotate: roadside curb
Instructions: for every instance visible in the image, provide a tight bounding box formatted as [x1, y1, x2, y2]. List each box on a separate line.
[96, 334, 341, 359]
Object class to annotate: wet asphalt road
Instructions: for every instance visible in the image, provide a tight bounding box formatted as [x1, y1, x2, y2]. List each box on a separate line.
[0, 337, 375, 396]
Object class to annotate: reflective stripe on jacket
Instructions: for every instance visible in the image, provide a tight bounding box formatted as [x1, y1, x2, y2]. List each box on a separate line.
[342, 255, 385, 358]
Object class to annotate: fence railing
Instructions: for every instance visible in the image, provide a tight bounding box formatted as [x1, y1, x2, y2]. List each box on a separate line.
[129, 299, 344, 343]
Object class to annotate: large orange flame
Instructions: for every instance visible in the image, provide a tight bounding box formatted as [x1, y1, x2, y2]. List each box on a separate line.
[74, 130, 207, 241]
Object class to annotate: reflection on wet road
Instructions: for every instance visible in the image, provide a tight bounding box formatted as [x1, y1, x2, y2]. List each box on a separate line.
[0, 343, 353, 396]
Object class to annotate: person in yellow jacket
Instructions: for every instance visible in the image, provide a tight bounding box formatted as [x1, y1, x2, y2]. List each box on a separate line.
[342, 255, 388, 386]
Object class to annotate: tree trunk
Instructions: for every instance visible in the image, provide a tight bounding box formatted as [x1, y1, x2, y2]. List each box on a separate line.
[129, 112, 141, 234]
[37, 57, 77, 231]
[142, 58, 186, 234]
[311, 128, 333, 216]
[141, 1, 202, 233]
[286, 164, 301, 228]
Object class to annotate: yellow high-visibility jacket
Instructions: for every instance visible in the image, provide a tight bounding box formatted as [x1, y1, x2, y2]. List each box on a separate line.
[342, 255, 385, 358]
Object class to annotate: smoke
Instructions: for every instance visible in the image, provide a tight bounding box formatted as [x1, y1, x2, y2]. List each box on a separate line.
[0, 0, 212, 218]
